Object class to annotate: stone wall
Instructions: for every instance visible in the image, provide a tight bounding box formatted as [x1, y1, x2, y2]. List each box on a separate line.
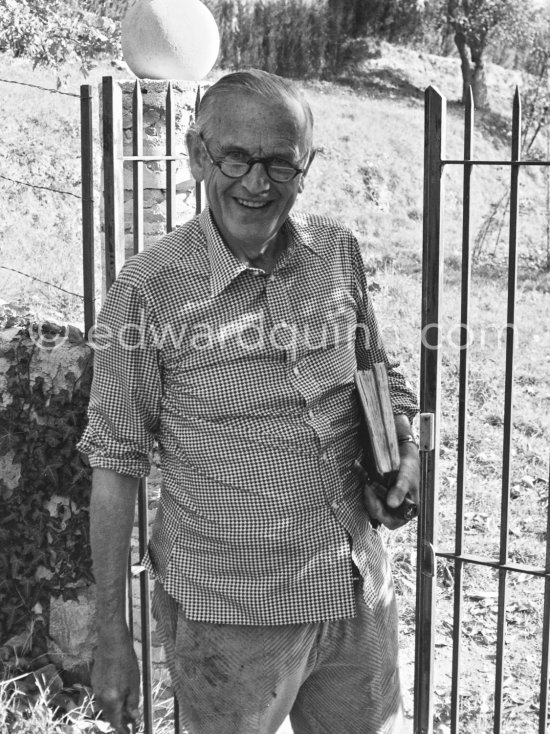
[0, 325, 94, 682]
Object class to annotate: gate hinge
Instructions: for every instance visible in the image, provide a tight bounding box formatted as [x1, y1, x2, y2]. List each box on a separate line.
[419, 412, 435, 452]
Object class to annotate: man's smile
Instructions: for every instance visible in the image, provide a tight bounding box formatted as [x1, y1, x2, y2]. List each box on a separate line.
[235, 197, 270, 209]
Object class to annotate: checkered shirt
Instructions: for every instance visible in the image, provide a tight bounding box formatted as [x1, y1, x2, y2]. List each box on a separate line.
[78, 207, 418, 624]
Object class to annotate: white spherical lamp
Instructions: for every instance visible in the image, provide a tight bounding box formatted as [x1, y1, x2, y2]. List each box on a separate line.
[121, 0, 220, 80]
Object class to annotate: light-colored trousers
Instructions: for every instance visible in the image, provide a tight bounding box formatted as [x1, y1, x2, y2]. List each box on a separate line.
[152, 574, 403, 734]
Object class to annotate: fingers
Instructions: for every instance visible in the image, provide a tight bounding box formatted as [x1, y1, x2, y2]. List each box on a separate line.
[125, 684, 141, 732]
[352, 461, 399, 528]
[91, 638, 141, 734]
[352, 459, 418, 530]
[388, 444, 420, 509]
[363, 482, 412, 530]
[96, 689, 140, 734]
[386, 474, 416, 511]
[95, 691, 130, 734]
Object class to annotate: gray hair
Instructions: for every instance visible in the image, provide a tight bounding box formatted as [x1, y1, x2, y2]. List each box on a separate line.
[195, 69, 314, 152]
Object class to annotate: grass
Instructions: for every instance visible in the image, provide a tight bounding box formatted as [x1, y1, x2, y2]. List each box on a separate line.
[0, 671, 177, 734]
[0, 672, 102, 734]
[1, 41, 549, 733]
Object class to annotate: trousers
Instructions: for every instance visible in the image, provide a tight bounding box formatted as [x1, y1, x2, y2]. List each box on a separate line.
[152, 574, 403, 734]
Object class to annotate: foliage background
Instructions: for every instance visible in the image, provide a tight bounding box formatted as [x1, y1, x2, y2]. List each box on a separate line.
[0, 0, 546, 82]
[0, 334, 94, 643]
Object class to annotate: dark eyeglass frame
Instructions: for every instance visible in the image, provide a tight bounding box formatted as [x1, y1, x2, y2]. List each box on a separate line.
[199, 134, 307, 183]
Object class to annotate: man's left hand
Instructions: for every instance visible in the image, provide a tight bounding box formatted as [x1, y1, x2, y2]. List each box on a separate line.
[360, 440, 420, 530]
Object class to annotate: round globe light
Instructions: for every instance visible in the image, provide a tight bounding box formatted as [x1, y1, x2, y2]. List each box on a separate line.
[121, 0, 220, 80]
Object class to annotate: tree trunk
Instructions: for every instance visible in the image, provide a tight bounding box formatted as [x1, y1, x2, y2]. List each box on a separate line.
[454, 30, 490, 109]
[470, 61, 489, 110]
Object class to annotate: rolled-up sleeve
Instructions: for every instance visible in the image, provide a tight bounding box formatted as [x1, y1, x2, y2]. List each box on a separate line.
[77, 275, 162, 476]
[351, 238, 418, 422]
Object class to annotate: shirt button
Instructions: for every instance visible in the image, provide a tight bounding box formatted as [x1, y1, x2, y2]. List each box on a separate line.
[321, 451, 329, 461]
[293, 365, 300, 377]
[331, 500, 339, 511]
[308, 409, 315, 420]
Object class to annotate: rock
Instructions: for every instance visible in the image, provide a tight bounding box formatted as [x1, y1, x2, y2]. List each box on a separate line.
[47, 586, 97, 685]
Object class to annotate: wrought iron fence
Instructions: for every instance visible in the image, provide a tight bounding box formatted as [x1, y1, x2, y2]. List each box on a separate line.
[415, 85, 550, 734]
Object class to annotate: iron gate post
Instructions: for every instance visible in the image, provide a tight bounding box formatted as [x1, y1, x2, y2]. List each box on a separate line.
[102, 77, 126, 291]
[80, 84, 96, 337]
[414, 86, 446, 734]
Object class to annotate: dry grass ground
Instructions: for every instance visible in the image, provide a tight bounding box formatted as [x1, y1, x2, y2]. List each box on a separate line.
[1, 41, 549, 733]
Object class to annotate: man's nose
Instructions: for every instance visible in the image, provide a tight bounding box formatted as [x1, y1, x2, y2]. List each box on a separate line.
[241, 162, 271, 193]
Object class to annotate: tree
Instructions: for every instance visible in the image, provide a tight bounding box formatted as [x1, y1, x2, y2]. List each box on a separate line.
[0, 0, 121, 78]
[444, 0, 522, 108]
[329, 0, 425, 41]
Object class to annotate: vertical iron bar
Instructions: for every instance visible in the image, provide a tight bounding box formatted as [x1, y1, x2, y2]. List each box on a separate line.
[494, 87, 521, 734]
[166, 82, 176, 232]
[133, 81, 144, 255]
[451, 85, 475, 734]
[415, 85, 446, 734]
[80, 84, 95, 337]
[539, 461, 550, 734]
[174, 696, 180, 734]
[195, 86, 202, 215]
[126, 555, 134, 644]
[138, 478, 154, 734]
[102, 77, 125, 290]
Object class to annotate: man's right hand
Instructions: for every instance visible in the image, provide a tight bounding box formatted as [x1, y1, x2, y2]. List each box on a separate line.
[92, 627, 141, 734]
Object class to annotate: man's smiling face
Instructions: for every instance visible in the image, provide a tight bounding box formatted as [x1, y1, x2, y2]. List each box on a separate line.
[188, 92, 311, 262]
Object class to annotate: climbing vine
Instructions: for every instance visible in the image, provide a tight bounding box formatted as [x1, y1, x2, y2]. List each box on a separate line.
[0, 326, 94, 644]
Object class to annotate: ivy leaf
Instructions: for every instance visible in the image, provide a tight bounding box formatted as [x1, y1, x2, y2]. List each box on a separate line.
[0, 418, 20, 456]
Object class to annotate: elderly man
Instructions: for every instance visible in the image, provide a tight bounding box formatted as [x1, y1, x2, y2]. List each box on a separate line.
[79, 69, 419, 734]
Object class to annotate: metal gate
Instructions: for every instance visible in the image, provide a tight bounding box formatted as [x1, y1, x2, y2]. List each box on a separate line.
[414, 86, 550, 733]
[81, 79, 550, 734]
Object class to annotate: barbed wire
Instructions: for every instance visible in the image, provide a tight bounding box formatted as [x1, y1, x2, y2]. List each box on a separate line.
[0, 266, 86, 300]
[0, 75, 89, 303]
[0, 174, 82, 199]
[0, 77, 79, 98]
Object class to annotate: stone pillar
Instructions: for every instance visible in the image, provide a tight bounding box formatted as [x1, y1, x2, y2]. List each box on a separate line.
[120, 79, 199, 259]
[100, 78, 202, 271]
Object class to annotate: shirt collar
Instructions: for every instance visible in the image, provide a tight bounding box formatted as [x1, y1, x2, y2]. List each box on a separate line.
[283, 214, 324, 260]
[199, 206, 325, 297]
[200, 207, 248, 297]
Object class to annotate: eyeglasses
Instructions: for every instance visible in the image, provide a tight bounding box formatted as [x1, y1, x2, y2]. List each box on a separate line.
[199, 134, 306, 183]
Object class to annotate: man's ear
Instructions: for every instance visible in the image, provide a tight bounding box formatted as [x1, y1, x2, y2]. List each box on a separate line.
[186, 129, 206, 183]
[298, 148, 316, 193]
